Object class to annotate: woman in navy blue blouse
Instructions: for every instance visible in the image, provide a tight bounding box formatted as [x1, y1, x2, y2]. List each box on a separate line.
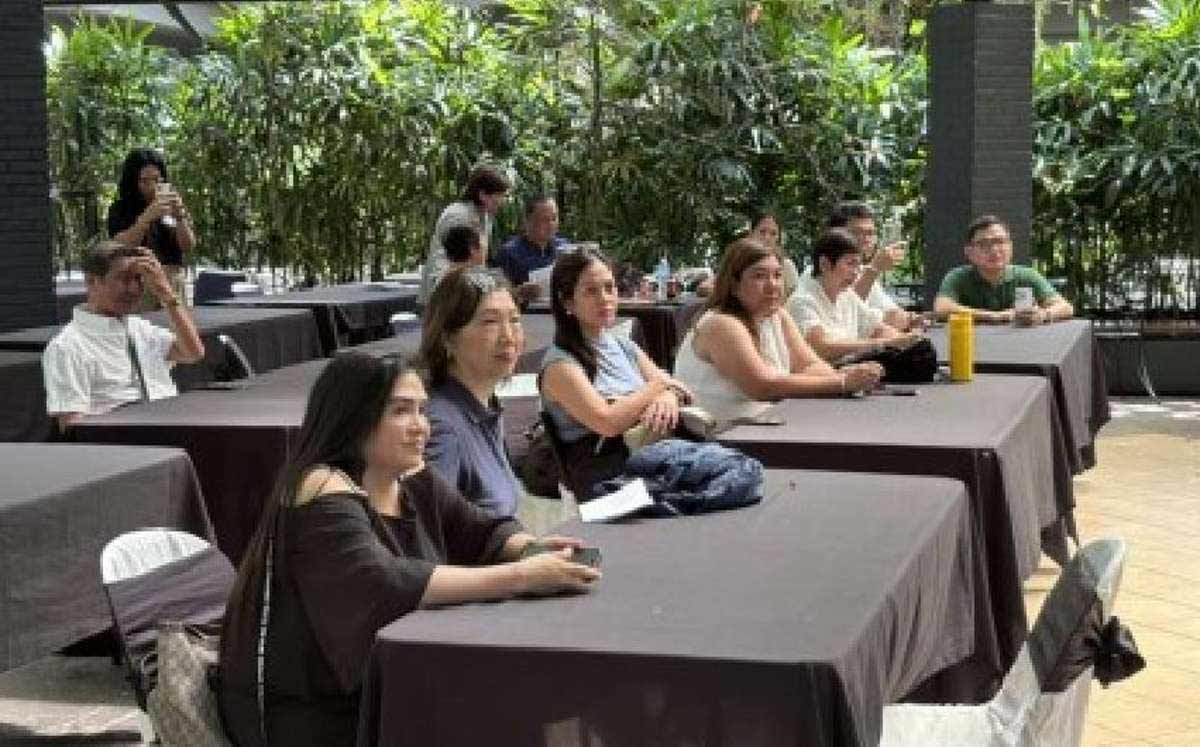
[419, 268, 526, 516]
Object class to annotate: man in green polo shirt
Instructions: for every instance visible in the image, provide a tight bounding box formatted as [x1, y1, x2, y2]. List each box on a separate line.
[934, 215, 1074, 324]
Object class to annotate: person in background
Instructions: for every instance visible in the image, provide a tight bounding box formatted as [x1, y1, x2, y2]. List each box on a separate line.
[674, 237, 881, 422]
[493, 194, 571, 301]
[443, 224, 485, 272]
[420, 268, 525, 518]
[107, 148, 196, 309]
[826, 201, 920, 331]
[43, 240, 204, 431]
[540, 248, 691, 498]
[788, 229, 917, 362]
[696, 210, 799, 298]
[933, 215, 1074, 324]
[419, 165, 511, 307]
[218, 352, 598, 747]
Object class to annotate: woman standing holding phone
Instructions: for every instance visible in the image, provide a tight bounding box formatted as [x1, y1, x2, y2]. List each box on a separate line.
[107, 148, 196, 309]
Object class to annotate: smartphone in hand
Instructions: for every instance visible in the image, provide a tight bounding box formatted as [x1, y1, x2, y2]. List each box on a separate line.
[521, 543, 602, 568]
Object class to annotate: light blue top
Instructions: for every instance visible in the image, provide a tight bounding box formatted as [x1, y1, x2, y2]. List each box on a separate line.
[540, 331, 646, 443]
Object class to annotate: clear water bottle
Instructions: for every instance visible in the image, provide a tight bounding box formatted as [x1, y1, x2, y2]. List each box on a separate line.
[655, 256, 671, 302]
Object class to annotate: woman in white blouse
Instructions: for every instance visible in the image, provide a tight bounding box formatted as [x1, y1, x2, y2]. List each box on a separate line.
[788, 229, 919, 362]
[673, 237, 882, 421]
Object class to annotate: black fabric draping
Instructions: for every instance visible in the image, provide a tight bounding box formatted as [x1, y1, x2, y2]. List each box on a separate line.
[0, 352, 53, 442]
[927, 320, 1111, 471]
[358, 470, 974, 747]
[0, 308, 323, 443]
[0, 444, 212, 672]
[719, 375, 1072, 702]
[74, 356, 541, 564]
[208, 284, 418, 354]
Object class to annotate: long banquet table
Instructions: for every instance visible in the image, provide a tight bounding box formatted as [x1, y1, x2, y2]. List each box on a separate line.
[0, 444, 211, 672]
[718, 374, 1072, 699]
[74, 353, 542, 563]
[208, 283, 419, 354]
[926, 319, 1110, 471]
[358, 470, 975, 747]
[0, 306, 323, 389]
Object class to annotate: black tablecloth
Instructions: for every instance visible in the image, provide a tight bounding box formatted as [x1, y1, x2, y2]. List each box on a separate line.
[359, 470, 974, 747]
[208, 284, 419, 354]
[0, 352, 52, 443]
[927, 320, 1111, 470]
[74, 356, 541, 563]
[526, 301, 682, 370]
[0, 444, 212, 672]
[718, 375, 1072, 700]
[0, 308, 323, 442]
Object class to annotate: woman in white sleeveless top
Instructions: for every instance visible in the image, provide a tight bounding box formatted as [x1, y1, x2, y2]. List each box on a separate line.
[674, 237, 882, 422]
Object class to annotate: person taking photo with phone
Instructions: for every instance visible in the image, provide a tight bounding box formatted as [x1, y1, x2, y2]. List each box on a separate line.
[107, 148, 196, 309]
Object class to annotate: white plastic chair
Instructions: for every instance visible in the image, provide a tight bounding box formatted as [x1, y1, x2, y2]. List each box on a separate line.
[881, 537, 1135, 747]
[101, 529, 231, 744]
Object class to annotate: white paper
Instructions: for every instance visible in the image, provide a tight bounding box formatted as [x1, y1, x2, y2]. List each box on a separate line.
[529, 266, 553, 290]
[496, 373, 538, 399]
[579, 477, 654, 523]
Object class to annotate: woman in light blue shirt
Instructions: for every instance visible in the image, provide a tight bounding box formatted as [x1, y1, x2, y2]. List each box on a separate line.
[539, 248, 689, 498]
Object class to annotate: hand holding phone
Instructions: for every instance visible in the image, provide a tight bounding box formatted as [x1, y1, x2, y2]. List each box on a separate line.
[521, 542, 602, 568]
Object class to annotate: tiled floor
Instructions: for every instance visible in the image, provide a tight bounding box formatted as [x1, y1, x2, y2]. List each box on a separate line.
[1027, 399, 1200, 747]
[0, 397, 1196, 744]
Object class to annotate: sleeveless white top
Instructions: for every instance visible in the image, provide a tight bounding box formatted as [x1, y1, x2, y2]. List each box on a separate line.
[673, 311, 791, 422]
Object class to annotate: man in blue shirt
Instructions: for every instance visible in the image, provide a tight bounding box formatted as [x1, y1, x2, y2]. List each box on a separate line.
[493, 195, 570, 297]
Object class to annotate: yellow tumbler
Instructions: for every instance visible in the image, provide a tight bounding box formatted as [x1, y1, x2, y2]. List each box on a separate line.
[948, 312, 974, 382]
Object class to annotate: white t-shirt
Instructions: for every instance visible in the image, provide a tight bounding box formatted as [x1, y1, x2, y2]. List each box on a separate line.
[419, 200, 492, 305]
[788, 273, 884, 341]
[865, 277, 901, 314]
[43, 306, 178, 417]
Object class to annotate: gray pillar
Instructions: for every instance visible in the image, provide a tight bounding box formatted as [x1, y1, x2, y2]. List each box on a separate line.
[0, 0, 54, 332]
[924, 4, 1034, 306]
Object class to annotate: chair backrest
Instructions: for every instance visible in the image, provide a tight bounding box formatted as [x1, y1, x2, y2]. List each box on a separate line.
[101, 528, 211, 584]
[1027, 537, 1127, 692]
[101, 529, 237, 706]
[216, 333, 256, 380]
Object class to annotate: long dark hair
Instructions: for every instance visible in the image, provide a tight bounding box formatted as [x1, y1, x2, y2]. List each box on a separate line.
[550, 247, 612, 381]
[270, 352, 412, 509]
[115, 148, 169, 210]
[419, 268, 513, 386]
[708, 237, 782, 344]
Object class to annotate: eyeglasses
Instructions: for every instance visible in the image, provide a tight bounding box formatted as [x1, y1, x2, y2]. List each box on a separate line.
[971, 237, 1011, 251]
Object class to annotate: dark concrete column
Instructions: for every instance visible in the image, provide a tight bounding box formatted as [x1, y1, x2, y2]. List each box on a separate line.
[924, 4, 1034, 306]
[0, 0, 54, 332]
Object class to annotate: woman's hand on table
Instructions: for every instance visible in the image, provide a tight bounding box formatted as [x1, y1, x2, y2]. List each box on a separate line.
[515, 548, 601, 595]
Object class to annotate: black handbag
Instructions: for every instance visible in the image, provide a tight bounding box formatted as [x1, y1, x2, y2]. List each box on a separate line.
[836, 336, 938, 384]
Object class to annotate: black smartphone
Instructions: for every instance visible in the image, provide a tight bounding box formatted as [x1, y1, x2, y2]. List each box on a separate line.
[883, 386, 919, 396]
[521, 543, 602, 568]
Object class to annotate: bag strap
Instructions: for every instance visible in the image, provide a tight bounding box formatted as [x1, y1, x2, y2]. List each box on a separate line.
[256, 527, 275, 742]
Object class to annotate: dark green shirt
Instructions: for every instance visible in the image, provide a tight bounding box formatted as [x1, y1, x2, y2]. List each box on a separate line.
[937, 264, 1058, 311]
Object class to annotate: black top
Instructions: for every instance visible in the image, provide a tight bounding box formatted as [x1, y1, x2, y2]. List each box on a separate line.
[107, 198, 184, 266]
[217, 466, 522, 747]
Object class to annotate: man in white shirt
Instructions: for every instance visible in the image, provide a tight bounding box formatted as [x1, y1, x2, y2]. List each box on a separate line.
[43, 240, 205, 431]
[827, 201, 922, 331]
[788, 229, 917, 362]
